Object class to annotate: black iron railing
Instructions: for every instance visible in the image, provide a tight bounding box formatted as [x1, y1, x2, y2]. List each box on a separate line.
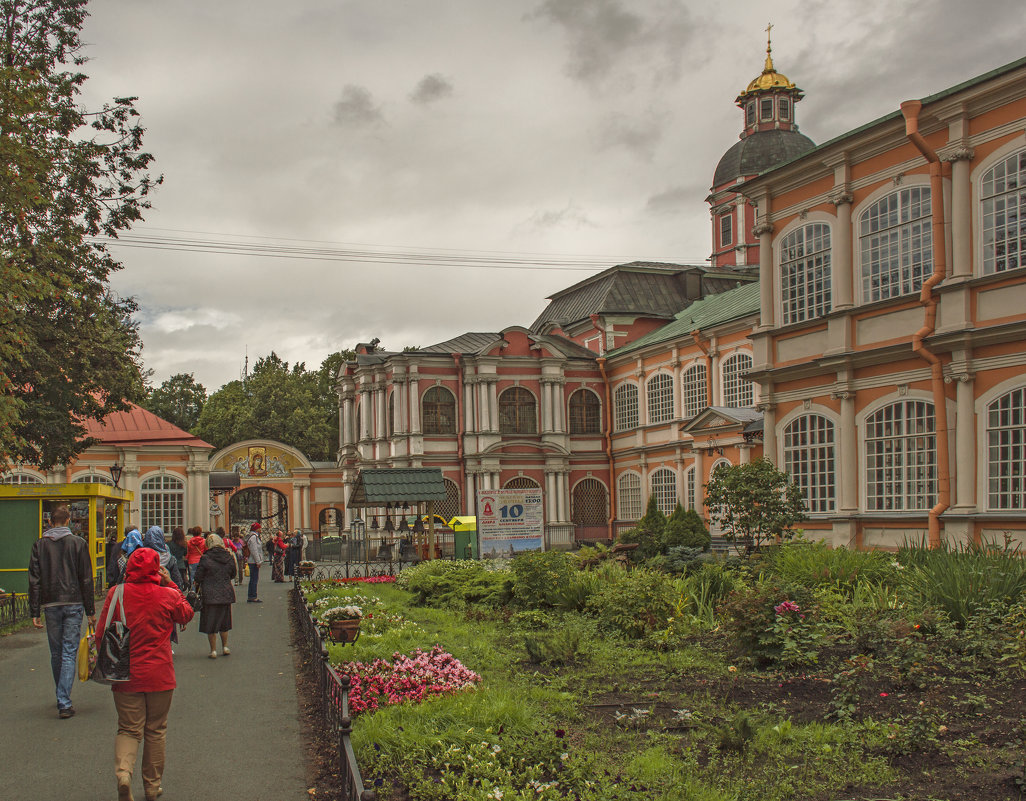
[0, 586, 106, 629]
[292, 574, 377, 801]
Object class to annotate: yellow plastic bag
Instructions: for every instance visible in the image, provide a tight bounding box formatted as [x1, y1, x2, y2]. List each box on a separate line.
[244, 563, 250, 577]
[77, 625, 96, 682]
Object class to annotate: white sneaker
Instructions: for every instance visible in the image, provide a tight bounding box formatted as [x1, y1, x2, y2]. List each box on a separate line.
[209, 651, 217, 659]
[222, 647, 231, 655]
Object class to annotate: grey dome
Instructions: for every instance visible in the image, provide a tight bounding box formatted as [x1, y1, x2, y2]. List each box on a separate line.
[713, 129, 815, 188]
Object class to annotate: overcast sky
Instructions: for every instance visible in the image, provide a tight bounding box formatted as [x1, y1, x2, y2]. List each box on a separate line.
[77, 0, 1026, 393]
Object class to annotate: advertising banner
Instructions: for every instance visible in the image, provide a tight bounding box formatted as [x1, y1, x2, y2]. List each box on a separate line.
[475, 488, 544, 557]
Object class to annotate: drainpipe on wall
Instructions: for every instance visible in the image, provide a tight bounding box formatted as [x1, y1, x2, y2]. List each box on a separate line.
[597, 357, 616, 542]
[900, 99, 952, 549]
[451, 353, 466, 510]
[691, 330, 713, 407]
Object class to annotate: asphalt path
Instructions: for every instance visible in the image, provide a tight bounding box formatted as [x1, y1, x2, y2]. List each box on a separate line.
[0, 577, 307, 801]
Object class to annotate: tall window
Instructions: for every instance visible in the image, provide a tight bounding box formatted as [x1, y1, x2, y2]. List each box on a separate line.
[760, 97, 773, 120]
[779, 97, 790, 120]
[1, 472, 42, 484]
[722, 353, 754, 408]
[987, 387, 1026, 509]
[498, 387, 537, 434]
[720, 213, 733, 247]
[647, 373, 674, 424]
[617, 472, 642, 520]
[685, 466, 696, 510]
[865, 400, 936, 511]
[982, 149, 1026, 274]
[682, 363, 707, 418]
[650, 468, 677, 515]
[781, 223, 831, 323]
[783, 415, 836, 513]
[568, 389, 601, 434]
[141, 474, 185, 531]
[613, 383, 639, 432]
[860, 186, 932, 302]
[438, 478, 461, 520]
[387, 392, 396, 438]
[746, 102, 755, 127]
[572, 479, 608, 527]
[72, 474, 114, 485]
[422, 386, 456, 434]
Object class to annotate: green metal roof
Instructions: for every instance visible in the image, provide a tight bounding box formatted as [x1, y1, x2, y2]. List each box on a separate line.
[606, 281, 760, 358]
[347, 468, 447, 507]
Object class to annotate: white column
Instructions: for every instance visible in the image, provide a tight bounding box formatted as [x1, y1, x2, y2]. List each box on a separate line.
[292, 483, 301, 528]
[553, 382, 565, 433]
[545, 471, 557, 521]
[341, 396, 353, 445]
[755, 220, 774, 328]
[478, 381, 490, 431]
[558, 472, 569, 521]
[409, 379, 421, 434]
[396, 380, 407, 436]
[950, 153, 974, 278]
[672, 359, 682, 419]
[762, 404, 777, 468]
[541, 381, 553, 434]
[739, 446, 751, 465]
[830, 190, 854, 309]
[463, 381, 475, 432]
[488, 381, 499, 432]
[955, 374, 975, 509]
[375, 385, 386, 439]
[838, 394, 857, 512]
[692, 451, 704, 512]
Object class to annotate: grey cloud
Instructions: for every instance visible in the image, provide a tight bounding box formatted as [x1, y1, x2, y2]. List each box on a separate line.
[530, 0, 693, 87]
[517, 202, 597, 233]
[333, 84, 384, 127]
[646, 185, 695, 215]
[596, 111, 666, 159]
[410, 73, 454, 105]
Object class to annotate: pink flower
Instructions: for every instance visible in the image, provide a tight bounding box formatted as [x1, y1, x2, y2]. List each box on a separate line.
[774, 600, 800, 615]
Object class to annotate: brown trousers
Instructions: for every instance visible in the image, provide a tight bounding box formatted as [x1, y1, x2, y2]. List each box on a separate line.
[113, 689, 174, 798]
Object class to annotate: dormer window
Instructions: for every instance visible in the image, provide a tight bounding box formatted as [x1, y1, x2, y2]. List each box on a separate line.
[746, 102, 755, 127]
[760, 97, 774, 120]
[779, 98, 790, 120]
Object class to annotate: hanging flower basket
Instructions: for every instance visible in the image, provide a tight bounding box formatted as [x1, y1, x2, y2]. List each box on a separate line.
[328, 617, 361, 644]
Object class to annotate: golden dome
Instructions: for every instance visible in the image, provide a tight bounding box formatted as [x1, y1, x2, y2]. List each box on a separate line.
[738, 26, 799, 98]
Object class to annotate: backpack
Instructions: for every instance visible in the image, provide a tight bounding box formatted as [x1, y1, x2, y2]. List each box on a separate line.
[242, 539, 251, 560]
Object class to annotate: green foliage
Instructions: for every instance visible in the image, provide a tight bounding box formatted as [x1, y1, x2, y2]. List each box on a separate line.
[524, 627, 584, 665]
[400, 560, 512, 608]
[661, 546, 708, 575]
[511, 550, 579, 609]
[719, 581, 822, 666]
[586, 567, 676, 637]
[764, 540, 899, 596]
[663, 506, 711, 551]
[898, 538, 1026, 627]
[193, 351, 347, 459]
[704, 458, 806, 555]
[617, 495, 666, 559]
[714, 710, 758, 752]
[0, 0, 159, 469]
[143, 372, 206, 431]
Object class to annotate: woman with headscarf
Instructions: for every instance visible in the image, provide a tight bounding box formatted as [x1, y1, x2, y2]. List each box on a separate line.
[192, 533, 237, 658]
[143, 527, 185, 590]
[270, 530, 287, 583]
[229, 529, 245, 585]
[95, 547, 194, 801]
[112, 528, 144, 585]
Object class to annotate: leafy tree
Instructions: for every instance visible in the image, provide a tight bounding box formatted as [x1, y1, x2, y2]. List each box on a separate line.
[0, 0, 159, 469]
[144, 372, 206, 431]
[704, 458, 806, 556]
[192, 380, 251, 448]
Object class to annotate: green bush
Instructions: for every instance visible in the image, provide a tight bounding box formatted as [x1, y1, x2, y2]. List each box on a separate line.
[524, 628, 584, 664]
[764, 540, 899, 596]
[617, 495, 665, 559]
[586, 567, 676, 637]
[511, 550, 579, 608]
[719, 581, 821, 666]
[663, 506, 711, 551]
[400, 560, 512, 607]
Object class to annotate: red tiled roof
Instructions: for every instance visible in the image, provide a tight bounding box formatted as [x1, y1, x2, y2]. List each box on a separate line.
[82, 403, 213, 448]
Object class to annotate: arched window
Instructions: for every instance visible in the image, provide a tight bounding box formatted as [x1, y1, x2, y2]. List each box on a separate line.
[865, 400, 936, 511]
[647, 373, 674, 424]
[503, 475, 540, 490]
[682, 364, 707, 418]
[498, 387, 537, 435]
[685, 465, 696, 510]
[141, 474, 185, 531]
[568, 389, 601, 434]
[987, 387, 1026, 509]
[617, 472, 642, 521]
[72, 474, 114, 486]
[438, 478, 462, 520]
[649, 468, 677, 515]
[981, 149, 1026, 274]
[722, 353, 754, 408]
[422, 386, 456, 435]
[1, 472, 42, 484]
[572, 478, 608, 527]
[783, 414, 836, 513]
[613, 383, 639, 432]
[781, 222, 831, 323]
[860, 186, 932, 302]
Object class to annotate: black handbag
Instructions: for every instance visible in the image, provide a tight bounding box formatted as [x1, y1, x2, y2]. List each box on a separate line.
[92, 583, 131, 684]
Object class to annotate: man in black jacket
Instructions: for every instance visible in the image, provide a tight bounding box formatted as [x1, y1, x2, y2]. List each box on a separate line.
[28, 506, 96, 719]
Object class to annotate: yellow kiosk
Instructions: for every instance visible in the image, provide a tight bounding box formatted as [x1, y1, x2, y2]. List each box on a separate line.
[0, 483, 133, 594]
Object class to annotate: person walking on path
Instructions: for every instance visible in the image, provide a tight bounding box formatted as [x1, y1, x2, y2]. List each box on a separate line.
[142, 526, 185, 590]
[168, 527, 188, 582]
[96, 547, 194, 801]
[229, 528, 246, 585]
[185, 526, 206, 582]
[27, 505, 97, 719]
[270, 530, 287, 582]
[246, 523, 264, 602]
[285, 529, 301, 577]
[192, 533, 237, 658]
[109, 526, 142, 586]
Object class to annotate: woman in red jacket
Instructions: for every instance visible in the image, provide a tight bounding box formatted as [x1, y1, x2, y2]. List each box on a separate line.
[96, 547, 194, 801]
[185, 526, 206, 583]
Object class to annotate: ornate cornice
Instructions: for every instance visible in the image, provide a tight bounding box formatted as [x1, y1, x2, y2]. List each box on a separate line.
[828, 187, 854, 206]
[752, 221, 774, 237]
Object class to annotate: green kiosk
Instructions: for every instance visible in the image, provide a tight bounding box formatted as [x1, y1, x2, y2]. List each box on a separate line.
[0, 483, 133, 595]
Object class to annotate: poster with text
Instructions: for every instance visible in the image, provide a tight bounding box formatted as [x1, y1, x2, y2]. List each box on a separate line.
[475, 488, 544, 557]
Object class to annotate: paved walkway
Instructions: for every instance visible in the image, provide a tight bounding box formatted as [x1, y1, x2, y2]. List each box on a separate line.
[0, 578, 307, 801]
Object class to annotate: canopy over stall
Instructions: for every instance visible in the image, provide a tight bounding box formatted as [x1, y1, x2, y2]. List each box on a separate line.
[347, 468, 448, 560]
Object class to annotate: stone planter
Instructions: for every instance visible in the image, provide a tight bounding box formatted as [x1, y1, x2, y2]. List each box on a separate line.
[327, 617, 361, 644]
[297, 564, 315, 577]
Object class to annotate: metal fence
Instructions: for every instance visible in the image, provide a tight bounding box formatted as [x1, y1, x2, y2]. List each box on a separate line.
[0, 583, 107, 629]
[306, 532, 458, 563]
[292, 575, 377, 801]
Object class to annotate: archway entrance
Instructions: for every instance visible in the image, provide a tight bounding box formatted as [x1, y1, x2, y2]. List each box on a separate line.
[229, 486, 289, 533]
